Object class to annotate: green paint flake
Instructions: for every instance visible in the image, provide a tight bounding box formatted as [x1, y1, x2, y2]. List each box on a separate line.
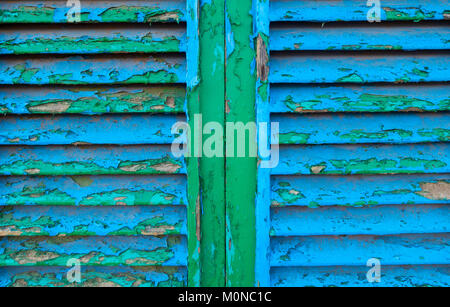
[123, 71, 179, 84]
[3, 186, 76, 206]
[12, 64, 39, 84]
[0, 6, 55, 23]
[100, 6, 183, 23]
[383, 7, 436, 22]
[336, 73, 364, 83]
[79, 189, 178, 206]
[338, 129, 413, 142]
[418, 128, 450, 142]
[275, 188, 305, 203]
[279, 132, 310, 144]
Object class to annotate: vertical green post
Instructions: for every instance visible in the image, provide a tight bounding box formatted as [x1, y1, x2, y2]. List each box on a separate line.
[225, 0, 257, 286]
[198, 0, 226, 286]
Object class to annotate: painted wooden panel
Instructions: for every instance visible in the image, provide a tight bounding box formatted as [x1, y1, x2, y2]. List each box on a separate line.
[275, 143, 449, 175]
[0, 26, 186, 55]
[0, 175, 187, 206]
[0, 236, 187, 266]
[271, 265, 450, 287]
[275, 113, 449, 145]
[271, 233, 450, 266]
[270, 53, 449, 83]
[0, 55, 186, 85]
[0, 266, 187, 287]
[0, 205, 187, 236]
[270, 0, 450, 22]
[0, 85, 186, 115]
[0, 145, 184, 176]
[270, 84, 450, 113]
[270, 24, 450, 51]
[0, 0, 186, 23]
[271, 175, 450, 207]
[0, 114, 184, 145]
[271, 204, 449, 236]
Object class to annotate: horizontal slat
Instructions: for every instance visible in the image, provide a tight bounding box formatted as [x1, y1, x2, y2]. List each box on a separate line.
[0, 145, 185, 176]
[270, 0, 449, 22]
[271, 174, 450, 207]
[0, 26, 186, 55]
[0, 206, 186, 236]
[275, 112, 449, 144]
[0, 85, 186, 114]
[270, 53, 449, 83]
[0, 55, 186, 85]
[0, 114, 184, 145]
[275, 143, 449, 175]
[0, 0, 186, 23]
[271, 233, 450, 266]
[270, 84, 450, 113]
[0, 236, 187, 266]
[0, 266, 187, 287]
[271, 265, 450, 287]
[0, 175, 187, 206]
[271, 204, 449, 236]
[271, 24, 450, 51]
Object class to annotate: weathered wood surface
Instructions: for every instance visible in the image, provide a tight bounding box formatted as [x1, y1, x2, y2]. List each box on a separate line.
[0, 266, 187, 287]
[0, 114, 185, 145]
[0, 175, 187, 206]
[270, 0, 450, 22]
[0, 85, 186, 114]
[270, 233, 450, 266]
[0, 236, 187, 266]
[271, 204, 449, 236]
[271, 265, 450, 287]
[271, 175, 450, 207]
[0, 26, 186, 55]
[0, 205, 187, 236]
[0, 55, 186, 84]
[0, 145, 185, 176]
[271, 24, 450, 51]
[270, 53, 450, 83]
[270, 84, 450, 113]
[0, 0, 186, 23]
[275, 143, 449, 175]
[275, 113, 449, 144]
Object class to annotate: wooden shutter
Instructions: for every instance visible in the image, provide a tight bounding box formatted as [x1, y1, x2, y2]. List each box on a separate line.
[0, 0, 201, 287]
[255, 0, 450, 286]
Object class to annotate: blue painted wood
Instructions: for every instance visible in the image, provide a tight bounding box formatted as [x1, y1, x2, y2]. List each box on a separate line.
[0, 114, 184, 145]
[271, 175, 450, 207]
[0, 26, 187, 54]
[0, 205, 187, 236]
[270, 53, 450, 83]
[0, 145, 185, 175]
[0, 55, 186, 84]
[270, 83, 450, 113]
[0, 175, 187, 206]
[275, 112, 450, 144]
[0, 266, 187, 287]
[270, 25, 450, 51]
[0, 236, 187, 266]
[275, 143, 450, 175]
[271, 204, 449, 236]
[271, 265, 450, 287]
[271, 233, 450, 266]
[0, 0, 187, 23]
[270, 0, 449, 22]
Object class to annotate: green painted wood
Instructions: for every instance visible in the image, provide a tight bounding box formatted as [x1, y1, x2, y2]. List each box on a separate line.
[225, 0, 257, 286]
[0, 26, 186, 55]
[0, 85, 186, 115]
[0, 0, 186, 23]
[197, 0, 226, 287]
[1, 266, 187, 287]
